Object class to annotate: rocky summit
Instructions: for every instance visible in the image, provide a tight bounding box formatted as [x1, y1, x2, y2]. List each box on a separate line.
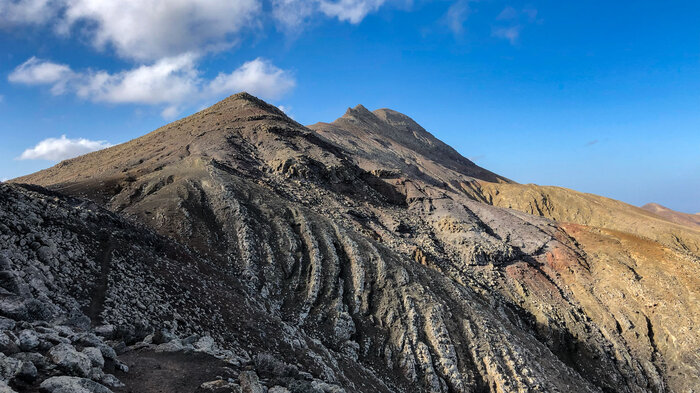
[2, 92, 698, 393]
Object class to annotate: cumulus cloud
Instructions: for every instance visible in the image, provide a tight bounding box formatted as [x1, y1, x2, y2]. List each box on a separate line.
[60, 0, 261, 60]
[9, 55, 295, 117]
[209, 58, 295, 100]
[8, 57, 74, 93]
[446, 0, 470, 36]
[4, 0, 391, 58]
[0, 0, 60, 27]
[19, 135, 112, 161]
[76, 53, 200, 105]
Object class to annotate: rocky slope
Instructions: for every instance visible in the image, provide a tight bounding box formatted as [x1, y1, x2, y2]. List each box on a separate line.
[0, 183, 358, 393]
[8, 93, 700, 392]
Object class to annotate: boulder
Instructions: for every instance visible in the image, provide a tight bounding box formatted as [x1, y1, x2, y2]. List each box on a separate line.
[48, 343, 91, 377]
[18, 329, 39, 351]
[16, 360, 37, 382]
[82, 347, 104, 368]
[0, 353, 22, 382]
[152, 329, 177, 345]
[155, 339, 184, 353]
[39, 376, 113, 393]
[0, 332, 19, 355]
[10, 351, 51, 370]
[99, 373, 124, 388]
[239, 371, 265, 393]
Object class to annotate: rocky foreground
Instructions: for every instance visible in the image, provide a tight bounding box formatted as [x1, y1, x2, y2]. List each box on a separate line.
[3, 93, 699, 392]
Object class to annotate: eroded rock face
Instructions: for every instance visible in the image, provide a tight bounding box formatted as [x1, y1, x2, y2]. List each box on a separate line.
[7, 93, 700, 392]
[0, 184, 368, 392]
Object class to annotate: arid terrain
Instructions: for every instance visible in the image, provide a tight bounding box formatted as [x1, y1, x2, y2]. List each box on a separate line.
[1, 93, 698, 393]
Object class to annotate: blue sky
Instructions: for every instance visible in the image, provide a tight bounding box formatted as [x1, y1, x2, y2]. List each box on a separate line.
[1, 0, 699, 213]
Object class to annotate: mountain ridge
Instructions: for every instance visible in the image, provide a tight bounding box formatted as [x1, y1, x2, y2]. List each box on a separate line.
[5, 93, 700, 393]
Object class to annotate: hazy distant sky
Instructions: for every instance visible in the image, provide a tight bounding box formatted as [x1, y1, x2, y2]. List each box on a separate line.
[1, 0, 699, 212]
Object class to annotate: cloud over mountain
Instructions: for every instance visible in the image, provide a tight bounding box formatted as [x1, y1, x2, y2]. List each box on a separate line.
[19, 134, 112, 161]
[8, 55, 295, 118]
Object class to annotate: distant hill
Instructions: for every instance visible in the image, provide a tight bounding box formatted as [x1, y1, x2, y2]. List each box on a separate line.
[641, 202, 700, 228]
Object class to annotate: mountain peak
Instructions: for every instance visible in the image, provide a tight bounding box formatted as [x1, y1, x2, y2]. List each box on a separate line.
[12, 93, 307, 197]
[206, 92, 288, 118]
[342, 104, 374, 119]
[309, 105, 510, 184]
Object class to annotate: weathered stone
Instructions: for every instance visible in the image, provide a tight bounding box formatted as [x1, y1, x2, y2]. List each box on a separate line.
[82, 347, 104, 368]
[39, 376, 113, 393]
[99, 373, 124, 388]
[239, 370, 265, 393]
[0, 333, 18, 355]
[10, 352, 50, 370]
[152, 329, 177, 345]
[48, 343, 91, 377]
[93, 325, 115, 339]
[17, 329, 39, 351]
[16, 359, 37, 381]
[194, 335, 217, 352]
[0, 353, 22, 382]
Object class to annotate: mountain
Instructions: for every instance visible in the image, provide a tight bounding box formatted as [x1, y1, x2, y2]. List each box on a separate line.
[308, 105, 509, 185]
[641, 203, 700, 228]
[5, 93, 699, 393]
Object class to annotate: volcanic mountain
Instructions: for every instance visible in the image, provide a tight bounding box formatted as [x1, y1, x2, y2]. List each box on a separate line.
[4, 93, 699, 393]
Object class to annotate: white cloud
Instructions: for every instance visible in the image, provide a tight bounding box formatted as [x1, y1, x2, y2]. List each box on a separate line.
[60, 0, 261, 60]
[493, 25, 520, 44]
[76, 53, 200, 105]
[19, 135, 112, 161]
[8, 57, 74, 93]
[4, 0, 393, 56]
[318, 0, 386, 24]
[0, 0, 60, 27]
[9, 56, 295, 117]
[446, 0, 470, 36]
[209, 58, 295, 101]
